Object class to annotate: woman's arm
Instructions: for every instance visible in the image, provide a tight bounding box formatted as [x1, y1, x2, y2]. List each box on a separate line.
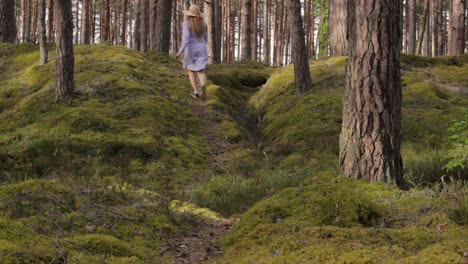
[179, 21, 190, 53]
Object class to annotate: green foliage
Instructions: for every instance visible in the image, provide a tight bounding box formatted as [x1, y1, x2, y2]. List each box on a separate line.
[215, 174, 468, 264]
[192, 169, 307, 216]
[443, 109, 468, 174]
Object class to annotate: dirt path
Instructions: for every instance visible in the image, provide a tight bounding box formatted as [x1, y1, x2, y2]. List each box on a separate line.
[171, 99, 238, 264]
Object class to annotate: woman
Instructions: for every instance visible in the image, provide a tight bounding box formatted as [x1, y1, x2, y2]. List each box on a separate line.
[176, 4, 208, 99]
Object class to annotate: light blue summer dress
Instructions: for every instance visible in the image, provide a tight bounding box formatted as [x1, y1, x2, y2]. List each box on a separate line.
[179, 21, 208, 72]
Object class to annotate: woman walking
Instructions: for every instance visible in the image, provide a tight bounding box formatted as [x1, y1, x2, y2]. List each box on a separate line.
[176, 4, 208, 99]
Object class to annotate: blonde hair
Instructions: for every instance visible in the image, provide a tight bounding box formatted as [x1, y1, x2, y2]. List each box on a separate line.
[187, 16, 207, 39]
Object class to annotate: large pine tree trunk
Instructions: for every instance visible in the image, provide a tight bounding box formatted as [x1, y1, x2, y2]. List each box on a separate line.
[240, 0, 252, 61]
[39, 0, 47, 64]
[0, 0, 17, 43]
[214, 0, 222, 63]
[133, 0, 141, 51]
[55, 0, 75, 101]
[448, 0, 466, 55]
[31, 0, 39, 43]
[339, 0, 404, 186]
[288, 0, 312, 95]
[423, 1, 431, 56]
[329, 0, 348, 56]
[81, 0, 91, 44]
[121, 0, 128, 46]
[435, 0, 444, 56]
[306, 0, 315, 59]
[407, 0, 416, 54]
[153, 0, 171, 53]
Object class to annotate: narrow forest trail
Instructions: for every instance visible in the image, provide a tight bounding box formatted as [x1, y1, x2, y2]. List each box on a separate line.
[170, 76, 267, 263]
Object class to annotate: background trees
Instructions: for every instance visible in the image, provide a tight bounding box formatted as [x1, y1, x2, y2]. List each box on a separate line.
[0, 0, 17, 43]
[2, 0, 465, 62]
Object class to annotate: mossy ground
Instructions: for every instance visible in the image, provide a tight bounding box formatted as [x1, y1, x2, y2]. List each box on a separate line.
[1, 43, 467, 263]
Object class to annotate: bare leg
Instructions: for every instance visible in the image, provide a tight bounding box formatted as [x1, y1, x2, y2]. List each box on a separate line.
[196, 70, 207, 87]
[188, 70, 200, 93]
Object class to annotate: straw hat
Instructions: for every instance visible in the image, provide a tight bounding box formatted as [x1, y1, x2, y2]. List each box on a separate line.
[183, 4, 204, 17]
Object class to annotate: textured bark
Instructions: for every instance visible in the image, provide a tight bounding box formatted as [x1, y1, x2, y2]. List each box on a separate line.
[288, 0, 312, 95]
[47, 0, 54, 42]
[153, 0, 171, 53]
[81, 0, 91, 44]
[39, 0, 48, 64]
[329, 0, 348, 56]
[140, 0, 149, 52]
[283, 7, 290, 65]
[55, 0, 75, 101]
[225, 0, 232, 63]
[416, 0, 429, 55]
[121, 0, 128, 46]
[306, 0, 315, 58]
[100, 0, 110, 42]
[274, 0, 284, 66]
[448, 0, 466, 55]
[407, 0, 416, 54]
[205, 0, 214, 63]
[213, 0, 222, 63]
[251, 0, 257, 60]
[240, 0, 252, 61]
[23, 0, 32, 42]
[339, 0, 403, 186]
[0, 0, 17, 43]
[133, 0, 141, 50]
[32, 0, 39, 43]
[149, 0, 156, 50]
[262, 0, 270, 64]
[423, 1, 431, 56]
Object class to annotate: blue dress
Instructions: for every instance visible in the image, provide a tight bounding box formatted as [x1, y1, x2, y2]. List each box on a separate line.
[179, 21, 208, 72]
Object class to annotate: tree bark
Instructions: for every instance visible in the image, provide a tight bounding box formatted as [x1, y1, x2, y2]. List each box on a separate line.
[416, 0, 429, 55]
[39, 0, 48, 64]
[205, 0, 214, 63]
[74, 0, 79, 44]
[213, 0, 222, 63]
[251, 0, 258, 61]
[47, 0, 54, 42]
[55, 0, 75, 101]
[22, 0, 32, 42]
[240, 0, 252, 61]
[423, 1, 431, 56]
[407, 0, 416, 54]
[288, 0, 312, 95]
[32, 0, 39, 43]
[0, 0, 17, 43]
[81, 0, 91, 44]
[100, 0, 110, 42]
[306, 0, 315, 59]
[448, 0, 466, 55]
[152, 0, 171, 53]
[339, 0, 404, 186]
[121, 0, 128, 46]
[140, 0, 149, 52]
[133, 0, 141, 50]
[329, 0, 348, 56]
[262, 0, 270, 64]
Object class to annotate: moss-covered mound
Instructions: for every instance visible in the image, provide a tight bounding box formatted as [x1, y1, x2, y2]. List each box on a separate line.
[250, 55, 468, 183]
[215, 174, 468, 263]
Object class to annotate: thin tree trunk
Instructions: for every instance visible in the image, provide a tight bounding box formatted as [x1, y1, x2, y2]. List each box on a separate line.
[101, 0, 110, 42]
[423, 1, 431, 56]
[74, 0, 79, 44]
[340, 0, 403, 186]
[214, 0, 222, 63]
[408, 0, 416, 54]
[275, 0, 284, 66]
[226, 0, 232, 63]
[81, 0, 91, 44]
[448, 0, 466, 55]
[23, 0, 32, 42]
[32, 0, 39, 43]
[262, 0, 270, 64]
[416, 0, 429, 55]
[240, 0, 252, 61]
[0, 0, 17, 43]
[251, 0, 257, 61]
[140, 0, 149, 52]
[133, 0, 141, 50]
[55, 0, 75, 101]
[149, 0, 156, 50]
[329, 0, 347, 56]
[153, 0, 171, 53]
[120, 0, 128, 46]
[47, 0, 54, 42]
[39, 0, 48, 64]
[205, 0, 214, 63]
[288, 0, 312, 95]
